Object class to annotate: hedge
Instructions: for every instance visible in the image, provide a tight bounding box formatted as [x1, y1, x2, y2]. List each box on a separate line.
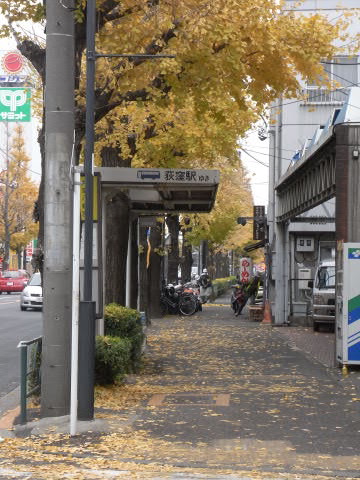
[211, 276, 237, 300]
[104, 303, 141, 337]
[95, 304, 145, 385]
[104, 303, 144, 369]
[95, 335, 132, 385]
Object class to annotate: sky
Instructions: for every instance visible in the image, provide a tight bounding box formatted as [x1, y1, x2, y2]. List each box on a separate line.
[241, 128, 269, 207]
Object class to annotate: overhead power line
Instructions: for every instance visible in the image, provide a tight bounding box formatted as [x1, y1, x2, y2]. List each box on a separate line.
[240, 148, 269, 168]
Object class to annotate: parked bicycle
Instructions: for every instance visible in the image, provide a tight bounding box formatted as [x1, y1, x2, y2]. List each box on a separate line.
[231, 276, 261, 316]
[182, 280, 202, 312]
[230, 284, 246, 316]
[160, 283, 198, 316]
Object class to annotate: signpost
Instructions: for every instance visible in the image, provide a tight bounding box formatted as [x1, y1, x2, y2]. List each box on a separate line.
[253, 205, 266, 241]
[0, 88, 31, 122]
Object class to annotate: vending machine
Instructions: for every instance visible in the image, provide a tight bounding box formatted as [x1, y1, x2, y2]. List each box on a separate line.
[336, 242, 360, 365]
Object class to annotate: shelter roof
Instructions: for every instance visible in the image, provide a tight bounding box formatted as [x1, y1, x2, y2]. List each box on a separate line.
[95, 167, 219, 213]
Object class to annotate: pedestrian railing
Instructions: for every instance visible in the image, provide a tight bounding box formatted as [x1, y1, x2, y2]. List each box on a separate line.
[17, 336, 42, 424]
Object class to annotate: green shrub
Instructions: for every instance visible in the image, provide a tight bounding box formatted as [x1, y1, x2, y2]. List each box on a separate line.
[95, 335, 132, 385]
[105, 303, 141, 337]
[212, 276, 236, 299]
[104, 303, 144, 372]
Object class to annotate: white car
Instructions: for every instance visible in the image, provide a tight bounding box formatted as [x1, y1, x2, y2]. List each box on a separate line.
[20, 272, 43, 311]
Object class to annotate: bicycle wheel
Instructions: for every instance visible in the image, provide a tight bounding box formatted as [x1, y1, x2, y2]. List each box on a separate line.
[179, 294, 197, 316]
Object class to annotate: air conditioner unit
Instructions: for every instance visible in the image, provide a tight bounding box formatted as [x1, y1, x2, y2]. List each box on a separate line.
[296, 237, 314, 252]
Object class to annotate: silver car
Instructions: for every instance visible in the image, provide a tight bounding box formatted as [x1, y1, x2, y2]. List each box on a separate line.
[20, 272, 43, 311]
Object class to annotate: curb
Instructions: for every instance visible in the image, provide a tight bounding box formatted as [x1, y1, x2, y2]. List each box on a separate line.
[0, 406, 19, 431]
[0, 387, 20, 435]
[0, 386, 19, 417]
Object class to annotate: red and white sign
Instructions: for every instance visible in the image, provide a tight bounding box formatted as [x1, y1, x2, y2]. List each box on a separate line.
[26, 242, 33, 261]
[239, 257, 252, 283]
[1, 52, 24, 74]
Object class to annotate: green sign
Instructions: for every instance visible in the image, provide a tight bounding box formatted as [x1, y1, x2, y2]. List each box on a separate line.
[0, 88, 31, 122]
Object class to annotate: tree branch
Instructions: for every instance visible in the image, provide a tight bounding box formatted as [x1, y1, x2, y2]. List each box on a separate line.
[17, 40, 45, 82]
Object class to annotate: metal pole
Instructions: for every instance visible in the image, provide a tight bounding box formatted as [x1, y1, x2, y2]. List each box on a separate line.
[137, 218, 141, 311]
[126, 217, 132, 307]
[70, 169, 81, 435]
[84, 1, 95, 298]
[78, 0, 96, 421]
[19, 343, 27, 424]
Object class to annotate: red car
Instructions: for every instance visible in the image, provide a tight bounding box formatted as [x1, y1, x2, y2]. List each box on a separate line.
[0, 270, 29, 294]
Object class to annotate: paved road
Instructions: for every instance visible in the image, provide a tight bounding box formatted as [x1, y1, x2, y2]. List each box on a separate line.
[0, 294, 42, 398]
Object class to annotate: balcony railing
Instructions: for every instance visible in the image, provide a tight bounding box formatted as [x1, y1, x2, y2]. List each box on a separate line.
[300, 87, 349, 105]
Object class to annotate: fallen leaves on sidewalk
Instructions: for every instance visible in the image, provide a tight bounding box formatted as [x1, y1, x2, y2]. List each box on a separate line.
[1, 314, 360, 479]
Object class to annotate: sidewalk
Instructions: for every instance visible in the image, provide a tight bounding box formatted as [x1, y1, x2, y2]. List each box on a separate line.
[1, 297, 360, 479]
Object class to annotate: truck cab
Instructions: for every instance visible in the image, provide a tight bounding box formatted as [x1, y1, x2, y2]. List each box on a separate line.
[309, 260, 335, 331]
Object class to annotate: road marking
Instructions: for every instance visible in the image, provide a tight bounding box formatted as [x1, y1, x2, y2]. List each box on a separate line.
[148, 393, 230, 407]
[0, 300, 19, 305]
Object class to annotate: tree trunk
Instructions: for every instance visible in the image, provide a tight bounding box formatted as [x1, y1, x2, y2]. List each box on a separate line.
[102, 147, 131, 307]
[105, 191, 130, 305]
[147, 222, 163, 319]
[130, 216, 139, 309]
[166, 214, 180, 284]
[138, 225, 148, 313]
[181, 226, 192, 283]
[207, 247, 215, 280]
[200, 240, 208, 272]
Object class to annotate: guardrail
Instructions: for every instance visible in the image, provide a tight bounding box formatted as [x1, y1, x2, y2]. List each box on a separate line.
[17, 336, 42, 424]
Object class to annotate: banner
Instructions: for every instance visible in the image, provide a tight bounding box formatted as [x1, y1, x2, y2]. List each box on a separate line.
[239, 257, 252, 283]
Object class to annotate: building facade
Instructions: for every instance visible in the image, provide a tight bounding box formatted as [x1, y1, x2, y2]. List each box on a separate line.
[267, 0, 360, 325]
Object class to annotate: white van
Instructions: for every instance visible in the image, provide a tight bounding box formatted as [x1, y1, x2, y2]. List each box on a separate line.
[308, 260, 335, 331]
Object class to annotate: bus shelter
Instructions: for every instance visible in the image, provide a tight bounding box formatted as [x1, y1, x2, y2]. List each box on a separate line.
[78, 167, 220, 319]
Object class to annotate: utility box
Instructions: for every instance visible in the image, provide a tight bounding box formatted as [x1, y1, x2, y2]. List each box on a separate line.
[296, 237, 314, 252]
[298, 268, 312, 290]
[336, 243, 360, 365]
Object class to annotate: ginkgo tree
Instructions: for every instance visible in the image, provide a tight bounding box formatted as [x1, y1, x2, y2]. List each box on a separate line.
[0, 124, 38, 270]
[2, 1, 349, 167]
[0, 0, 353, 288]
[183, 160, 254, 274]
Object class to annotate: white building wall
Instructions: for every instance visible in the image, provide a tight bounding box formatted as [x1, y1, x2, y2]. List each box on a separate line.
[268, 0, 360, 324]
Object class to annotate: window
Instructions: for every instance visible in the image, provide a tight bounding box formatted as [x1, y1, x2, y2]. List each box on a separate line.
[302, 56, 358, 105]
[316, 266, 336, 289]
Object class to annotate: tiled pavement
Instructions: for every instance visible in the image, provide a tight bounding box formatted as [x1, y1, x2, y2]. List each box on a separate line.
[214, 291, 336, 369]
[274, 327, 336, 368]
[1, 291, 360, 479]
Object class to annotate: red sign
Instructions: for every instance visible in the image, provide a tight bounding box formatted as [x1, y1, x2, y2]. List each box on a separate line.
[2, 52, 24, 74]
[26, 242, 33, 258]
[240, 257, 252, 283]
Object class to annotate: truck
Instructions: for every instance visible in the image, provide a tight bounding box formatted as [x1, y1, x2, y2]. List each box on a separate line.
[308, 260, 336, 331]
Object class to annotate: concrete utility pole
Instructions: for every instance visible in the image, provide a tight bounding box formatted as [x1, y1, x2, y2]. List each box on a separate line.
[41, 0, 75, 417]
